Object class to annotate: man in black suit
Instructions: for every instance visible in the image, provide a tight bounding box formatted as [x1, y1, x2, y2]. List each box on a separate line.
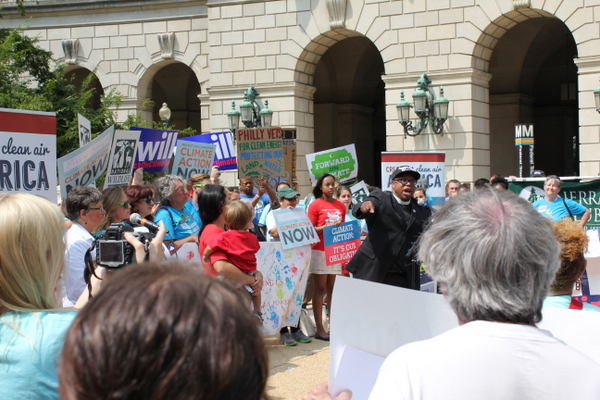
[346, 166, 432, 288]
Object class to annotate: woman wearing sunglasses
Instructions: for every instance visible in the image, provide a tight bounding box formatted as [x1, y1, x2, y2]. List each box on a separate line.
[96, 186, 132, 236]
[126, 185, 159, 221]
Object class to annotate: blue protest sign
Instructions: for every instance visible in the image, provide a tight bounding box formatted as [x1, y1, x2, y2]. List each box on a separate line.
[131, 127, 178, 172]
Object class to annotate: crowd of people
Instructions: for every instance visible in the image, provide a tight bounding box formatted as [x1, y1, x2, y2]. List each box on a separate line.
[1, 164, 599, 399]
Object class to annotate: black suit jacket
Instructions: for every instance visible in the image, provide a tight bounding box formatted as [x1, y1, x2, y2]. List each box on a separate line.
[346, 190, 432, 286]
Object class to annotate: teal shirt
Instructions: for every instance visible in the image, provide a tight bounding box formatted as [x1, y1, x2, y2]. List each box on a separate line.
[0, 311, 77, 399]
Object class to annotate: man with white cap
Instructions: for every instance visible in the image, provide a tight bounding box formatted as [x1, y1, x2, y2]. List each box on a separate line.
[346, 166, 432, 288]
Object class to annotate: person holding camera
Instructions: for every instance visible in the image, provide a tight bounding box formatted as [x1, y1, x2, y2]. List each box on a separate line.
[154, 175, 201, 250]
[63, 186, 106, 307]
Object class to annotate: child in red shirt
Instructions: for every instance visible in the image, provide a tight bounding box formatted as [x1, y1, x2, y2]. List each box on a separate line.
[203, 200, 261, 318]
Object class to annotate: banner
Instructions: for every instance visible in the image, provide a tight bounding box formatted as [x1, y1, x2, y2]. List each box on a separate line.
[509, 180, 600, 229]
[272, 207, 318, 250]
[171, 139, 216, 179]
[306, 144, 358, 184]
[57, 125, 113, 199]
[184, 131, 237, 171]
[236, 127, 285, 178]
[78, 114, 91, 147]
[381, 152, 446, 206]
[0, 108, 57, 203]
[265, 129, 297, 189]
[131, 127, 178, 172]
[104, 130, 141, 188]
[323, 220, 361, 266]
[257, 242, 312, 335]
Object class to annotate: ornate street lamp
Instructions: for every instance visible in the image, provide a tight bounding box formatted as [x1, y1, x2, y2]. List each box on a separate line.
[226, 86, 273, 134]
[158, 102, 171, 129]
[396, 73, 450, 137]
[594, 79, 600, 114]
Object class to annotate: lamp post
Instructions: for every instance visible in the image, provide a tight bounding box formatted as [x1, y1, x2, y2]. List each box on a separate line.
[396, 73, 450, 137]
[594, 79, 600, 114]
[226, 86, 273, 135]
[159, 102, 171, 129]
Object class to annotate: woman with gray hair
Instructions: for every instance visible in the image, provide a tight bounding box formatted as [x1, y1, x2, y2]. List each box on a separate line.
[364, 190, 600, 399]
[532, 175, 590, 227]
[154, 175, 201, 249]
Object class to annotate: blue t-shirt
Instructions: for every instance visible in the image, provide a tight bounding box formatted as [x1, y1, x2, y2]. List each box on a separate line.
[532, 196, 587, 222]
[543, 295, 600, 312]
[155, 205, 201, 241]
[0, 311, 77, 399]
[240, 191, 271, 226]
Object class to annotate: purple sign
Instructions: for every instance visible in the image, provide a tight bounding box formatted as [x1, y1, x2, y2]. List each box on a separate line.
[131, 127, 178, 172]
[183, 131, 237, 171]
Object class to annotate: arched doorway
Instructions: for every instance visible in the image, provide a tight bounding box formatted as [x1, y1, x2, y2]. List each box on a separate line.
[150, 62, 201, 133]
[313, 36, 386, 186]
[65, 66, 104, 110]
[489, 17, 578, 177]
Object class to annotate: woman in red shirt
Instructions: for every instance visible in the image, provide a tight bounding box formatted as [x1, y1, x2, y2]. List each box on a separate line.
[198, 185, 263, 293]
[307, 173, 346, 341]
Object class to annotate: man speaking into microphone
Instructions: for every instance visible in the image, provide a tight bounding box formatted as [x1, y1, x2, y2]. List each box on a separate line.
[346, 166, 432, 289]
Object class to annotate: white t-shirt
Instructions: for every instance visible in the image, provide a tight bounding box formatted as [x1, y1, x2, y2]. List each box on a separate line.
[369, 320, 600, 400]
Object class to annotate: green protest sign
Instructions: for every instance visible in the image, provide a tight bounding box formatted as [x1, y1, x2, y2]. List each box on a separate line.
[509, 180, 600, 229]
[305, 144, 358, 183]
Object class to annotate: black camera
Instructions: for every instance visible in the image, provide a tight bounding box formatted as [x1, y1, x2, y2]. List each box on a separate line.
[96, 224, 154, 269]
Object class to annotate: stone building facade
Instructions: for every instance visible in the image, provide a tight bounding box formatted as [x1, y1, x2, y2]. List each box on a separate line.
[3, 0, 600, 189]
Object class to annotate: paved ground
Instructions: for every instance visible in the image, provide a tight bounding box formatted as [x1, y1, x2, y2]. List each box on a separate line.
[265, 307, 330, 400]
[265, 334, 330, 400]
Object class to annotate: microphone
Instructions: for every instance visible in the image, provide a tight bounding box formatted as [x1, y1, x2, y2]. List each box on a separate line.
[130, 213, 160, 232]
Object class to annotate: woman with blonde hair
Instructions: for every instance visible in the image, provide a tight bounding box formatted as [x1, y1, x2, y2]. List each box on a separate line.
[98, 186, 131, 234]
[544, 219, 600, 311]
[0, 193, 77, 399]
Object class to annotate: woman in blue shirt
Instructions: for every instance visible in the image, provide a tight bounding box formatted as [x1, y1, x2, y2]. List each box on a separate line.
[532, 175, 590, 228]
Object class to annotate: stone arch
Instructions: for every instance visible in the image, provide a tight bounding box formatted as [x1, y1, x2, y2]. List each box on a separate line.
[63, 65, 104, 110]
[296, 30, 386, 185]
[137, 59, 201, 132]
[473, 9, 580, 176]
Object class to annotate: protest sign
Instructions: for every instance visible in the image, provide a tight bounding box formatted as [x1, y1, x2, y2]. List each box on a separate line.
[104, 130, 141, 188]
[272, 207, 318, 250]
[323, 221, 361, 266]
[0, 108, 57, 202]
[266, 129, 297, 188]
[329, 277, 600, 398]
[171, 140, 216, 179]
[131, 127, 178, 172]
[573, 229, 600, 305]
[57, 125, 113, 199]
[381, 152, 446, 206]
[509, 179, 600, 229]
[257, 242, 312, 335]
[77, 114, 91, 147]
[236, 127, 284, 177]
[184, 131, 237, 171]
[306, 144, 358, 184]
[350, 180, 370, 204]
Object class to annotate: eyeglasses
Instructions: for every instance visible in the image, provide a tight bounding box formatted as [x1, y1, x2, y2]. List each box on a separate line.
[88, 206, 104, 212]
[116, 201, 129, 208]
[394, 178, 417, 185]
[142, 198, 155, 205]
[194, 183, 207, 188]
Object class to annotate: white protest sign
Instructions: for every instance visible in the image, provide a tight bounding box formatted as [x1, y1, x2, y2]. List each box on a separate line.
[257, 242, 312, 335]
[171, 140, 216, 179]
[330, 276, 600, 398]
[272, 208, 318, 250]
[104, 130, 140, 188]
[57, 125, 113, 199]
[306, 144, 358, 184]
[350, 180, 370, 204]
[381, 152, 446, 206]
[0, 108, 57, 203]
[78, 113, 91, 147]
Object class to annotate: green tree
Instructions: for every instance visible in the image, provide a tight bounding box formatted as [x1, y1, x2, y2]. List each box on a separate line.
[0, 25, 121, 157]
